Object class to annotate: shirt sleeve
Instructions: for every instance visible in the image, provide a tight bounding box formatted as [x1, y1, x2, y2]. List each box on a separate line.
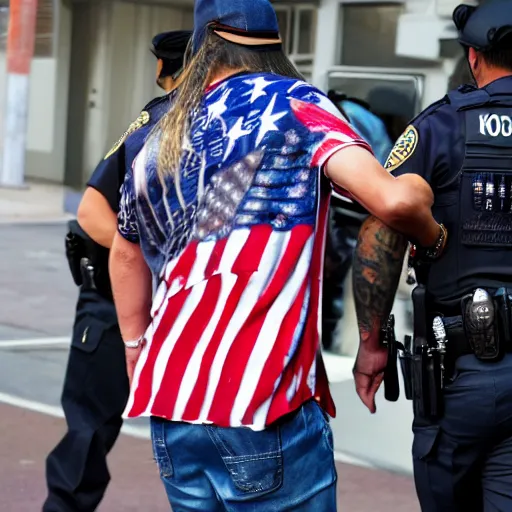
[288, 88, 373, 201]
[117, 162, 140, 244]
[86, 144, 125, 213]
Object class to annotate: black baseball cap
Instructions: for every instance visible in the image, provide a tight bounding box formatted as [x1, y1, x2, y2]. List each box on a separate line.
[454, 0, 512, 51]
[151, 30, 192, 77]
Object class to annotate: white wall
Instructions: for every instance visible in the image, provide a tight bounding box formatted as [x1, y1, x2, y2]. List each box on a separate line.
[312, 0, 341, 91]
[106, 1, 192, 149]
[25, 0, 72, 183]
[20, 0, 192, 186]
[26, 59, 57, 154]
[69, 1, 193, 186]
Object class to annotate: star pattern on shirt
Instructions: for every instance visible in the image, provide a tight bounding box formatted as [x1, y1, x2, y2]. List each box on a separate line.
[207, 88, 232, 126]
[243, 76, 275, 104]
[224, 117, 252, 161]
[256, 93, 287, 146]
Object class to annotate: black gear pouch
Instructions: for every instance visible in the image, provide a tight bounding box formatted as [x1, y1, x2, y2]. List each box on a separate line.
[411, 346, 443, 420]
[461, 293, 502, 361]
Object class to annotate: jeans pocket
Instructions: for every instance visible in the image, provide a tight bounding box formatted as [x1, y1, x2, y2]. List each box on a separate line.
[206, 424, 283, 496]
[150, 418, 174, 479]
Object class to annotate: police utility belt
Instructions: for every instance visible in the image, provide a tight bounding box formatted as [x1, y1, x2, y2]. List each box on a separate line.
[65, 220, 113, 301]
[382, 286, 512, 420]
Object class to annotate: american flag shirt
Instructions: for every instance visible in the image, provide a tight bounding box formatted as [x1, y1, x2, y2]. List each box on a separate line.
[118, 72, 371, 430]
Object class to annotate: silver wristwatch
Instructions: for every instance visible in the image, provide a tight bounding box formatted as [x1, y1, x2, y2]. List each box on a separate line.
[124, 336, 144, 349]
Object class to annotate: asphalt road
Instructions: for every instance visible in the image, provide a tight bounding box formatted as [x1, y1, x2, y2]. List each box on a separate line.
[0, 221, 420, 511]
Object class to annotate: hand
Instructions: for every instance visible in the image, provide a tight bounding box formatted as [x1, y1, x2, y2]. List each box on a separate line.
[353, 342, 388, 414]
[125, 346, 143, 387]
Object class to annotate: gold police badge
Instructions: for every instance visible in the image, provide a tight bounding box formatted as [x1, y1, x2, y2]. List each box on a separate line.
[103, 111, 151, 160]
[384, 125, 419, 173]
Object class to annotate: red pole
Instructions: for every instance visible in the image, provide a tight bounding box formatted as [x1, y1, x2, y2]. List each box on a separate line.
[1, 0, 39, 187]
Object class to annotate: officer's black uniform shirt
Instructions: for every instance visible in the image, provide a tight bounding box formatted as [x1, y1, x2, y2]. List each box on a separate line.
[87, 92, 175, 214]
[384, 76, 512, 307]
[81, 92, 174, 296]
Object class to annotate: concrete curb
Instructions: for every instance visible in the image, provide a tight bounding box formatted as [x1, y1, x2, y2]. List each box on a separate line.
[0, 215, 74, 225]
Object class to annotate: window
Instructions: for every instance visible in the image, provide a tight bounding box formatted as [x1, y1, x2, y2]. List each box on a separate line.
[297, 7, 316, 55]
[327, 72, 422, 122]
[340, 3, 437, 69]
[35, 0, 54, 57]
[273, 3, 317, 77]
[0, 0, 54, 57]
[275, 8, 292, 56]
[0, 5, 8, 51]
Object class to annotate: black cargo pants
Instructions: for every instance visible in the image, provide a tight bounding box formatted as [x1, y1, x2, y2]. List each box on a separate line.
[43, 288, 129, 512]
[413, 353, 512, 511]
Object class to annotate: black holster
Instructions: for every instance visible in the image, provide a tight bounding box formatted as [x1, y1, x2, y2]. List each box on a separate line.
[382, 315, 400, 402]
[65, 220, 113, 301]
[399, 286, 444, 420]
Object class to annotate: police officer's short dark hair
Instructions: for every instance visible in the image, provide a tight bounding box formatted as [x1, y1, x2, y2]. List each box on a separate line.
[481, 34, 512, 71]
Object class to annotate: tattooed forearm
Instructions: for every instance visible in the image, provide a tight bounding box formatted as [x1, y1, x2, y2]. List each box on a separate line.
[352, 216, 408, 346]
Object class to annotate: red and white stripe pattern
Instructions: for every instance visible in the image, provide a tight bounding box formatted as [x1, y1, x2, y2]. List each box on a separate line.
[122, 83, 373, 430]
[124, 192, 335, 429]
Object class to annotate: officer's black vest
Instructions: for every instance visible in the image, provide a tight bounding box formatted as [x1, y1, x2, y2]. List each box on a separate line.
[427, 88, 512, 308]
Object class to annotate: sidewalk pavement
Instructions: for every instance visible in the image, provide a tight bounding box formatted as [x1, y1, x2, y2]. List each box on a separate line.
[0, 403, 420, 512]
[0, 181, 74, 223]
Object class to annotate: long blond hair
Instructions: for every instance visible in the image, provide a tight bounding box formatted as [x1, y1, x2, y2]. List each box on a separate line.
[156, 30, 304, 179]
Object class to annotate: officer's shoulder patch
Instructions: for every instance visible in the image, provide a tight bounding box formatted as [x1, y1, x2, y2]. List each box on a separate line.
[384, 125, 419, 173]
[103, 110, 150, 160]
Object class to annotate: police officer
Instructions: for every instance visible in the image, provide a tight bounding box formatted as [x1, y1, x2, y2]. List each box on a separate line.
[152, 30, 190, 92]
[43, 30, 191, 512]
[353, 1, 512, 510]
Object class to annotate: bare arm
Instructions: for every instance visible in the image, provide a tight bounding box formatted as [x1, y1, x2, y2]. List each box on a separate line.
[77, 188, 118, 249]
[353, 216, 408, 349]
[109, 232, 152, 343]
[351, 216, 408, 413]
[325, 146, 439, 248]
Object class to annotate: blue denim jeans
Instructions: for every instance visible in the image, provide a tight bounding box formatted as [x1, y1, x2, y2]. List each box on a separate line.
[150, 400, 337, 511]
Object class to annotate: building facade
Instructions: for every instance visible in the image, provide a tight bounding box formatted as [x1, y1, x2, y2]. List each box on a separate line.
[311, 0, 476, 125]
[1, 0, 475, 188]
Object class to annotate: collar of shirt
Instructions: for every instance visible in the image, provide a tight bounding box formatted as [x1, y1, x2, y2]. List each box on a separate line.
[484, 75, 512, 95]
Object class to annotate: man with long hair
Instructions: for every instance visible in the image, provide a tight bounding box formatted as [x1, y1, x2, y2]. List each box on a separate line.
[109, 1, 444, 509]
[43, 31, 190, 512]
